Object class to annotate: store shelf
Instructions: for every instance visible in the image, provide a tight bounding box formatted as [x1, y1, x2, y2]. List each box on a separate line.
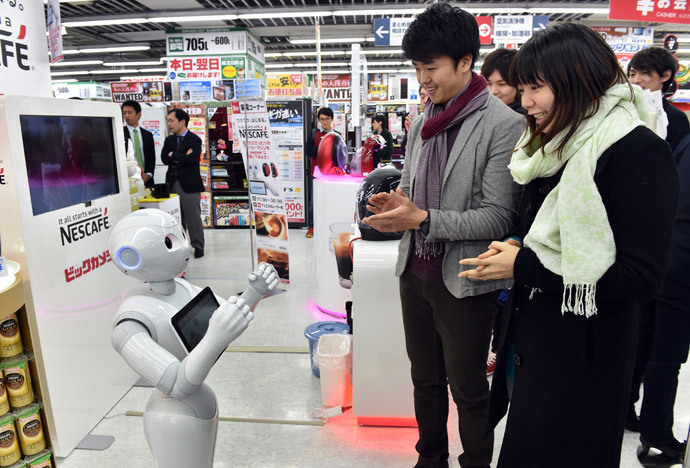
[0, 274, 24, 320]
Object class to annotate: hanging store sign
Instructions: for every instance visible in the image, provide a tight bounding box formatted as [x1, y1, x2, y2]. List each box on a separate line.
[267, 74, 304, 98]
[591, 26, 654, 70]
[609, 0, 690, 25]
[110, 81, 165, 103]
[47, 0, 63, 63]
[493, 16, 547, 44]
[166, 28, 265, 60]
[167, 56, 247, 81]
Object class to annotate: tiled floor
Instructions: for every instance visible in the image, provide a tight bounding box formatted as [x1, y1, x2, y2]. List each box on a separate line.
[57, 228, 689, 468]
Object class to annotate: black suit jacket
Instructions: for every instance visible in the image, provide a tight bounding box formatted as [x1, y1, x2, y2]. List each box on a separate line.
[124, 126, 156, 188]
[663, 98, 690, 153]
[161, 131, 204, 193]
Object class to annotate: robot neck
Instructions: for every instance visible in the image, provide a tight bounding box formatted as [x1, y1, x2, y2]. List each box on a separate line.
[149, 280, 176, 295]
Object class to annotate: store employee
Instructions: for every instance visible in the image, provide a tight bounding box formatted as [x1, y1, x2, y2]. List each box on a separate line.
[122, 100, 156, 188]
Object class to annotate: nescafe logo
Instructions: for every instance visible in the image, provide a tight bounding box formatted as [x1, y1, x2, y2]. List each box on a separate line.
[5, 373, 24, 390]
[0, 430, 15, 448]
[22, 420, 40, 437]
[0, 320, 17, 338]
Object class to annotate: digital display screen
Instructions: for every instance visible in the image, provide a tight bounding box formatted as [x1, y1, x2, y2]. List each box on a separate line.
[171, 287, 220, 353]
[249, 180, 267, 195]
[20, 115, 120, 216]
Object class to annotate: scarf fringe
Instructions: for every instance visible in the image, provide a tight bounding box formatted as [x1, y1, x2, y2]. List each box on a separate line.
[528, 287, 542, 300]
[562, 283, 598, 318]
[414, 232, 444, 260]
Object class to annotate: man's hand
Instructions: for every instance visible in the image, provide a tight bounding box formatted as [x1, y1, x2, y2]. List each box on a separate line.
[186, 148, 193, 155]
[142, 173, 151, 183]
[458, 241, 520, 280]
[362, 187, 427, 232]
[248, 262, 280, 296]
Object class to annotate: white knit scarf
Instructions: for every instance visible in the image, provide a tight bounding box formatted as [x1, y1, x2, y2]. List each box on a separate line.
[508, 84, 651, 317]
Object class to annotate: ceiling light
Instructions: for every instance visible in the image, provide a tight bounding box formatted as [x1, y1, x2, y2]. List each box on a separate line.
[63, 45, 151, 54]
[677, 37, 690, 43]
[238, 11, 330, 20]
[50, 60, 103, 67]
[105, 60, 163, 66]
[266, 63, 296, 68]
[88, 69, 141, 75]
[63, 18, 149, 27]
[50, 71, 92, 76]
[463, 8, 528, 14]
[44, 0, 93, 4]
[150, 15, 238, 23]
[136, 67, 168, 72]
[526, 7, 609, 14]
[332, 9, 424, 16]
[51, 79, 79, 83]
[289, 37, 373, 45]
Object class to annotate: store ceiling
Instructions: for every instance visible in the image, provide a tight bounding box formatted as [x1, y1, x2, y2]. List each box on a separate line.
[49, 0, 690, 82]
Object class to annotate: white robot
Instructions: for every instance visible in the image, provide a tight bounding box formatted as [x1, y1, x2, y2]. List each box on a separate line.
[109, 209, 279, 468]
[246, 160, 282, 197]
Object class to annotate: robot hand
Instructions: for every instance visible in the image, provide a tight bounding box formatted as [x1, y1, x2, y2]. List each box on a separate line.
[204, 296, 253, 354]
[238, 263, 280, 311]
[248, 262, 280, 296]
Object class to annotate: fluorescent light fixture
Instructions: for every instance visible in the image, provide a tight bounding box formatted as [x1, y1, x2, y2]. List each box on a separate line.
[50, 70, 92, 76]
[332, 9, 424, 16]
[63, 18, 149, 27]
[63, 45, 150, 54]
[677, 38, 690, 43]
[464, 8, 528, 14]
[365, 61, 408, 66]
[44, 0, 93, 4]
[238, 11, 330, 20]
[105, 60, 163, 66]
[150, 14, 238, 23]
[266, 63, 296, 68]
[359, 49, 404, 55]
[135, 67, 168, 72]
[50, 60, 103, 67]
[52, 79, 79, 83]
[526, 7, 609, 14]
[289, 37, 373, 45]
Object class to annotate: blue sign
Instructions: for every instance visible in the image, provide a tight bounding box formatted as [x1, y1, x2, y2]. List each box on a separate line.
[374, 18, 390, 46]
[533, 15, 549, 33]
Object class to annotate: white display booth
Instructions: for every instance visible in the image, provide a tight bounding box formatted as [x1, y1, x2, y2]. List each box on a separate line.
[0, 96, 139, 456]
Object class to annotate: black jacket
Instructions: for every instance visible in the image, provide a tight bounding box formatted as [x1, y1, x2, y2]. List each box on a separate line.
[663, 97, 690, 153]
[373, 128, 394, 165]
[489, 126, 679, 468]
[161, 131, 204, 193]
[124, 126, 156, 188]
[667, 134, 690, 286]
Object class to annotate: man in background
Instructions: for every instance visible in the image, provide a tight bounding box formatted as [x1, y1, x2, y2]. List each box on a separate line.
[162, 108, 205, 258]
[122, 100, 156, 188]
[304, 107, 338, 238]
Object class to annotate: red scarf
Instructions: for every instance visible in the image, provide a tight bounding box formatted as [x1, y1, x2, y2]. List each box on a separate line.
[421, 73, 489, 141]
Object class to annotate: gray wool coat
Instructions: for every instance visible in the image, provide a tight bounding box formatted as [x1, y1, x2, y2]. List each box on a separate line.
[396, 94, 525, 298]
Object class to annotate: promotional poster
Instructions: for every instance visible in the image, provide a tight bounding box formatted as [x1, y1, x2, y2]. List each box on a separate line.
[231, 100, 290, 282]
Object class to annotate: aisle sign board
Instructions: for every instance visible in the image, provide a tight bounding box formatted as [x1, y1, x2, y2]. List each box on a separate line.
[47, 0, 63, 63]
[53, 82, 111, 100]
[475, 16, 493, 45]
[609, 0, 690, 25]
[494, 16, 538, 44]
[374, 18, 412, 47]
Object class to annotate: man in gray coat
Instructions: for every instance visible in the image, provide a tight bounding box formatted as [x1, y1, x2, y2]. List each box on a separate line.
[363, 4, 524, 468]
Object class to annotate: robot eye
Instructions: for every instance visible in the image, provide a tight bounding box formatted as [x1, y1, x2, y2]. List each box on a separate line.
[117, 247, 141, 270]
[165, 233, 182, 251]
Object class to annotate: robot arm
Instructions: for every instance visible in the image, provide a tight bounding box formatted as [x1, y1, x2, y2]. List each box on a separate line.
[170, 263, 280, 399]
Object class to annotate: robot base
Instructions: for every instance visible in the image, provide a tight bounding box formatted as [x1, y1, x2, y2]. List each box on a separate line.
[144, 385, 219, 468]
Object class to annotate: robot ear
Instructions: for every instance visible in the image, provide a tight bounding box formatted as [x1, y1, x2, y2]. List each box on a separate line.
[117, 246, 141, 270]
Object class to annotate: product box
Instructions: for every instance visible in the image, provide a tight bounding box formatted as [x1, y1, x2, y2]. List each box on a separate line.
[138, 194, 181, 224]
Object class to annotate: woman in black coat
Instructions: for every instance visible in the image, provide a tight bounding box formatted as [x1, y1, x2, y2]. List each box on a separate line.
[459, 23, 679, 468]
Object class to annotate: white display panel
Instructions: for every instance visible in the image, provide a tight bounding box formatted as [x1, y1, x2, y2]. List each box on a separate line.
[0, 96, 139, 456]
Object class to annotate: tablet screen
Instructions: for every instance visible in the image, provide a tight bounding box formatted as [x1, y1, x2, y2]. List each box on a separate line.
[171, 287, 220, 353]
[249, 180, 267, 195]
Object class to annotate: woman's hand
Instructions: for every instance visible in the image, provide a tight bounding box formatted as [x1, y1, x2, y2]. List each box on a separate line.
[473, 238, 522, 272]
[458, 241, 520, 280]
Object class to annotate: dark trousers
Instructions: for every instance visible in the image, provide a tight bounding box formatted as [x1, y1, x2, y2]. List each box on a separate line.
[172, 180, 204, 251]
[637, 278, 690, 445]
[399, 272, 497, 468]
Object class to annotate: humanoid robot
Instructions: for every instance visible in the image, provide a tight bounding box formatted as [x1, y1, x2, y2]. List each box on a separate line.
[109, 209, 279, 468]
[246, 160, 282, 196]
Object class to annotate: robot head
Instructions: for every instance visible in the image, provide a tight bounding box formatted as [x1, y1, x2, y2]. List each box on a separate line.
[109, 209, 189, 282]
[317, 133, 349, 176]
[356, 166, 405, 241]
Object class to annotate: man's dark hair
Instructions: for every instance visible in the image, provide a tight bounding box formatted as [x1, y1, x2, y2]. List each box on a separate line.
[628, 47, 678, 94]
[481, 48, 518, 86]
[372, 114, 388, 130]
[168, 108, 190, 127]
[317, 107, 334, 119]
[122, 100, 142, 114]
[402, 3, 480, 68]
[510, 23, 630, 160]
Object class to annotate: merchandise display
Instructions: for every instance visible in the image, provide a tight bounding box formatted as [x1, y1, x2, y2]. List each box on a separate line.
[0, 413, 21, 467]
[14, 406, 45, 457]
[0, 315, 22, 359]
[2, 357, 35, 410]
